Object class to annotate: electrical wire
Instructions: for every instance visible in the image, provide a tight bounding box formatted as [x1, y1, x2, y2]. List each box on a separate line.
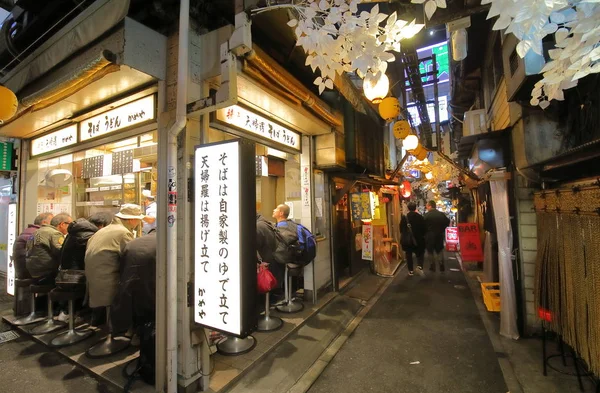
[195, 328, 216, 377]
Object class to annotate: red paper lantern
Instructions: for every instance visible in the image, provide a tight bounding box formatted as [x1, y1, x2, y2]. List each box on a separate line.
[401, 180, 412, 198]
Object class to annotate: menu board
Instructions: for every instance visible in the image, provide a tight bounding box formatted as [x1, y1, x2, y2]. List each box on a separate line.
[112, 150, 134, 175]
[82, 156, 104, 179]
[350, 192, 374, 221]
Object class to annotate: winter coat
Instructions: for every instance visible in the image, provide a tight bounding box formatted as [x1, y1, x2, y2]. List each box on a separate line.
[84, 217, 134, 308]
[424, 208, 451, 252]
[400, 211, 426, 253]
[256, 214, 277, 264]
[59, 218, 99, 271]
[26, 224, 64, 279]
[12, 225, 39, 279]
[111, 233, 157, 335]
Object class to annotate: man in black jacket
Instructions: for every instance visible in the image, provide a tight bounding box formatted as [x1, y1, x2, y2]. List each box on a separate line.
[13, 213, 53, 280]
[256, 213, 284, 301]
[424, 200, 451, 272]
[59, 212, 113, 271]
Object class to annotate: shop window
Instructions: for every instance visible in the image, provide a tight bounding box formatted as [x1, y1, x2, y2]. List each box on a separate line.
[313, 170, 327, 239]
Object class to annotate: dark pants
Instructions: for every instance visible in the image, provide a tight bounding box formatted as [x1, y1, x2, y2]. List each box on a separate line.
[405, 250, 424, 272]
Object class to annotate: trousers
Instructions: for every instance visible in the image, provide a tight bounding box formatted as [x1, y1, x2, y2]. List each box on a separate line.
[405, 250, 424, 272]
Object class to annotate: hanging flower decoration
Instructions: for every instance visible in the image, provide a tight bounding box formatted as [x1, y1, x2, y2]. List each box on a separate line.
[411, 0, 447, 20]
[415, 0, 600, 109]
[252, 0, 424, 94]
[403, 152, 460, 197]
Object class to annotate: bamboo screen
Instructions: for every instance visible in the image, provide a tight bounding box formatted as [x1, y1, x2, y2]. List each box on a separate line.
[534, 186, 600, 376]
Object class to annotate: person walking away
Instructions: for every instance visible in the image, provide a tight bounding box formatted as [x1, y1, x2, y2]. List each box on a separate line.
[85, 204, 144, 326]
[424, 200, 451, 272]
[13, 213, 53, 280]
[400, 202, 426, 276]
[26, 213, 71, 285]
[142, 190, 157, 235]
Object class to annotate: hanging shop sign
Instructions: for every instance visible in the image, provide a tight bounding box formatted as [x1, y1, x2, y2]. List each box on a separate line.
[457, 223, 484, 261]
[194, 139, 257, 337]
[215, 105, 301, 152]
[445, 227, 459, 252]
[80, 95, 156, 142]
[30, 125, 78, 157]
[350, 192, 375, 221]
[361, 223, 373, 261]
[0, 142, 13, 171]
[6, 203, 17, 296]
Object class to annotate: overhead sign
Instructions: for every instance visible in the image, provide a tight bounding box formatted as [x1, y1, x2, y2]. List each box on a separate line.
[31, 125, 77, 157]
[457, 223, 484, 261]
[6, 203, 17, 296]
[194, 139, 256, 337]
[0, 142, 13, 171]
[446, 227, 459, 252]
[80, 95, 155, 142]
[216, 105, 301, 152]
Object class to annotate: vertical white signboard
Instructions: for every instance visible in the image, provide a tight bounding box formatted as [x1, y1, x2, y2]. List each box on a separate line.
[194, 141, 242, 335]
[6, 203, 17, 296]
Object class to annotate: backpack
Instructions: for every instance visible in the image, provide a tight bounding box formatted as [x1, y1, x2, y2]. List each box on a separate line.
[282, 220, 317, 267]
[268, 222, 300, 265]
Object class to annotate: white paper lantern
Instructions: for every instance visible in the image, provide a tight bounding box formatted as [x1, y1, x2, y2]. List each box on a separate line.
[451, 28, 468, 62]
[363, 74, 389, 104]
[402, 134, 419, 151]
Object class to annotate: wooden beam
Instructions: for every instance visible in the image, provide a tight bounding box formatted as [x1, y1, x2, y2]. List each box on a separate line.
[425, 4, 490, 28]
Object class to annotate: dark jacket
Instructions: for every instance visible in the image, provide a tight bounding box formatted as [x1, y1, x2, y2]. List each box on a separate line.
[424, 208, 451, 250]
[256, 214, 277, 263]
[26, 224, 64, 278]
[59, 218, 99, 270]
[12, 225, 39, 279]
[400, 211, 426, 252]
[111, 233, 157, 334]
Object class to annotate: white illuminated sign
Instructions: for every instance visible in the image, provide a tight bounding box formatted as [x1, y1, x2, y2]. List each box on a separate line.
[194, 141, 242, 335]
[6, 203, 17, 296]
[80, 95, 155, 141]
[31, 125, 77, 157]
[216, 105, 301, 151]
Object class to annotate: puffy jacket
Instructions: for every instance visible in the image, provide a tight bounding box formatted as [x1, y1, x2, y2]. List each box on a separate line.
[26, 224, 64, 278]
[59, 218, 98, 270]
[256, 214, 277, 263]
[12, 225, 39, 279]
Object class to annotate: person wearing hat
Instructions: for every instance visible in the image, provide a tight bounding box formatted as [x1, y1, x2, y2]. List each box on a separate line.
[84, 204, 144, 325]
[142, 189, 157, 235]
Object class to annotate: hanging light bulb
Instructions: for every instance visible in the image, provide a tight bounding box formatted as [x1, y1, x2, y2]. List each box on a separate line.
[363, 74, 390, 104]
[425, 172, 433, 180]
[402, 134, 419, 151]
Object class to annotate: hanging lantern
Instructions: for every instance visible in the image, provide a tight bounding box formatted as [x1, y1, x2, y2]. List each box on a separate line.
[363, 74, 389, 104]
[425, 172, 433, 180]
[0, 86, 18, 123]
[401, 180, 412, 198]
[393, 120, 411, 139]
[378, 97, 401, 121]
[410, 143, 428, 161]
[402, 134, 419, 151]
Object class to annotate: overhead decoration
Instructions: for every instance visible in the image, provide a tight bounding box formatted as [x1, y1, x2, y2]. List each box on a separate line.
[252, 1, 424, 94]
[0, 86, 18, 123]
[378, 96, 401, 120]
[416, 0, 600, 108]
[411, 0, 447, 20]
[402, 134, 419, 151]
[393, 120, 411, 139]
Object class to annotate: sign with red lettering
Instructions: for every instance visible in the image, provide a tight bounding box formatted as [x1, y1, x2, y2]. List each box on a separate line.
[445, 227, 459, 252]
[457, 223, 483, 261]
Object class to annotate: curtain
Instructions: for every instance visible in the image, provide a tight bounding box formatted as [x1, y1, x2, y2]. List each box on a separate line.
[490, 173, 520, 339]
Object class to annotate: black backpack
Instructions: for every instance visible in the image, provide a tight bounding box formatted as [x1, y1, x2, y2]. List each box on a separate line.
[268, 221, 300, 265]
[283, 220, 316, 267]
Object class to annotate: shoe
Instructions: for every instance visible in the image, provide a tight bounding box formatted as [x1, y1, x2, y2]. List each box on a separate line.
[56, 311, 69, 322]
[408, 271, 414, 276]
[415, 268, 425, 277]
[440, 264, 445, 272]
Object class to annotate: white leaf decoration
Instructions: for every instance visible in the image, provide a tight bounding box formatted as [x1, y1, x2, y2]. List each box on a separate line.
[516, 41, 532, 58]
[319, 0, 329, 11]
[424, 0, 437, 20]
[539, 100, 550, 110]
[288, 19, 298, 28]
[325, 79, 334, 90]
[436, 0, 447, 8]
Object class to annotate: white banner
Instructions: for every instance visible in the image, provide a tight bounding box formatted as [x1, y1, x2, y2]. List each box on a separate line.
[362, 224, 373, 261]
[6, 203, 17, 296]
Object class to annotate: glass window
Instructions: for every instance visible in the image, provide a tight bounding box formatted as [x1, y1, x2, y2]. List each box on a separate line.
[313, 170, 327, 239]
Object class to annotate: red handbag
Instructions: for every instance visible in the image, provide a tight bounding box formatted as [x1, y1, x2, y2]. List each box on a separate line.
[257, 264, 277, 294]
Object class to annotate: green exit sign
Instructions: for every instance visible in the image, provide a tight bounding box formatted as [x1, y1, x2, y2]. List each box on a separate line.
[0, 142, 14, 171]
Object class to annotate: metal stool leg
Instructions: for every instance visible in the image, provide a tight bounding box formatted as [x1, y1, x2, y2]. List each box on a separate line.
[570, 347, 584, 392]
[50, 300, 94, 347]
[257, 292, 283, 332]
[86, 306, 130, 358]
[542, 326, 548, 376]
[217, 335, 257, 356]
[276, 267, 303, 314]
[13, 290, 46, 326]
[30, 295, 66, 335]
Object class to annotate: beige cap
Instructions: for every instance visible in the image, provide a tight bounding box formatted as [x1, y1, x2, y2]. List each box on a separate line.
[115, 204, 145, 220]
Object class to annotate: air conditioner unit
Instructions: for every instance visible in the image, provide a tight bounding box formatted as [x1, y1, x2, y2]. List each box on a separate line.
[503, 33, 554, 102]
[463, 109, 487, 137]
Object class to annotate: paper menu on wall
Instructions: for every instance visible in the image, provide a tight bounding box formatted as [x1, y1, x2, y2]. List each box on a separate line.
[284, 201, 294, 219]
[315, 197, 323, 218]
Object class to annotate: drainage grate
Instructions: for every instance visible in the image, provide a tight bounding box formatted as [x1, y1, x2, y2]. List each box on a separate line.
[0, 330, 19, 344]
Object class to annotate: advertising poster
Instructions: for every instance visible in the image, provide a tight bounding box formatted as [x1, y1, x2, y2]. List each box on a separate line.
[362, 224, 373, 261]
[457, 223, 484, 261]
[445, 227, 459, 252]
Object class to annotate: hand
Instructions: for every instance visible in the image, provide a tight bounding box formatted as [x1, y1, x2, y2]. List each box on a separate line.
[259, 262, 269, 269]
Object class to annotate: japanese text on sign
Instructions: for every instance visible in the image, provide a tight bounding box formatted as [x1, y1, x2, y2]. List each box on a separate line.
[6, 203, 17, 296]
[194, 141, 242, 335]
[446, 227, 459, 252]
[216, 105, 301, 151]
[350, 192, 374, 221]
[31, 125, 77, 157]
[457, 223, 484, 261]
[361, 223, 373, 261]
[80, 95, 155, 141]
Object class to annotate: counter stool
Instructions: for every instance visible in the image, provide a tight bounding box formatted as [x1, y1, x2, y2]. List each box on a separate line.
[257, 291, 283, 332]
[217, 335, 257, 356]
[30, 284, 66, 335]
[13, 278, 35, 317]
[12, 280, 48, 326]
[276, 264, 304, 314]
[86, 306, 130, 358]
[49, 287, 94, 347]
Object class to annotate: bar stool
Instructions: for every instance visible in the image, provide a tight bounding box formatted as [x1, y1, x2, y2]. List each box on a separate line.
[86, 306, 130, 358]
[276, 264, 304, 314]
[13, 278, 35, 317]
[12, 280, 48, 326]
[30, 284, 66, 335]
[257, 291, 283, 332]
[49, 287, 94, 347]
[217, 335, 257, 356]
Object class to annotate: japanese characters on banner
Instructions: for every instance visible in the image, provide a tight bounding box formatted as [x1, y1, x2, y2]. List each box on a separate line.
[6, 203, 17, 296]
[216, 105, 301, 152]
[445, 227, 459, 252]
[457, 223, 484, 261]
[301, 165, 310, 208]
[194, 141, 242, 335]
[350, 192, 374, 221]
[30, 125, 77, 157]
[80, 95, 155, 142]
[361, 223, 373, 261]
